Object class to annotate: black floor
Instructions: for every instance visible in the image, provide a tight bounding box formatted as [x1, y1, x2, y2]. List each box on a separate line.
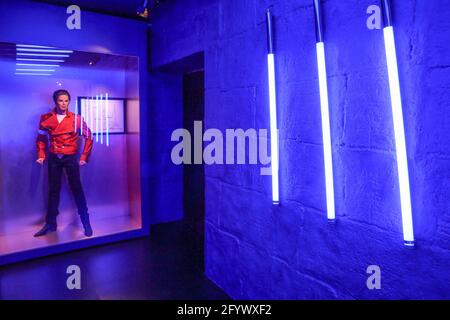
[0, 221, 230, 300]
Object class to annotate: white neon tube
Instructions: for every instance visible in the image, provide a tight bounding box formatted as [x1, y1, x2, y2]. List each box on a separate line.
[15, 68, 55, 72]
[16, 63, 60, 67]
[74, 99, 78, 134]
[100, 94, 104, 145]
[105, 93, 109, 147]
[16, 58, 65, 63]
[16, 44, 55, 49]
[315, 42, 336, 221]
[267, 53, 279, 204]
[14, 73, 51, 76]
[383, 26, 414, 245]
[95, 95, 99, 142]
[80, 99, 84, 136]
[16, 53, 70, 57]
[90, 97, 94, 139]
[85, 98, 88, 135]
[16, 48, 73, 53]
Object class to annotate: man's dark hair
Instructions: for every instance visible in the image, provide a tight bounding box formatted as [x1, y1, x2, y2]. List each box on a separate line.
[53, 89, 71, 103]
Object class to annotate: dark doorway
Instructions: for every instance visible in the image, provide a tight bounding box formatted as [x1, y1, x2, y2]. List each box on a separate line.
[182, 70, 205, 270]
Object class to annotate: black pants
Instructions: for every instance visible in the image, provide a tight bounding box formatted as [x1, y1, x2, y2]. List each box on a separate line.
[46, 153, 89, 225]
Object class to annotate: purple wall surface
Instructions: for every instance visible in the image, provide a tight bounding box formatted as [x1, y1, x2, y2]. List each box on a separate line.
[150, 0, 450, 299]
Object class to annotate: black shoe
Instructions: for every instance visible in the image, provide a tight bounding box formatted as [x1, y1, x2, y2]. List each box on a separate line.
[80, 214, 93, 237]
[34, 224, 57, 237]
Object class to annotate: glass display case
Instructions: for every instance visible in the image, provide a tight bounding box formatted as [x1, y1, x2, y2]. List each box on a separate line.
[0, 41, 143, 263]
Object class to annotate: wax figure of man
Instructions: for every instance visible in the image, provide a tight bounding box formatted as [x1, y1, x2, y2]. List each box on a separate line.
[34, 89, 94, 237]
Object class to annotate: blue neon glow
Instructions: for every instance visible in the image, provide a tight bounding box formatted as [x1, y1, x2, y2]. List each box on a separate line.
[267, 53, 280, 204]
[316, 42, 336, 221]
[383, 25, 414, 246]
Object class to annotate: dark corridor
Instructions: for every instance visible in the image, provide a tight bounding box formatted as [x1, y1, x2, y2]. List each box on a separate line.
[182, 71, 205, 270]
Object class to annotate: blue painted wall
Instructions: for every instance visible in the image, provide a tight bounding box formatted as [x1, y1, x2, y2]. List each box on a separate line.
[150, 0, 450, 299]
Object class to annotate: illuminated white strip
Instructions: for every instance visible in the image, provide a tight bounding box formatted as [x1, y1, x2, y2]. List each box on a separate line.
[383, 26, 414, 245]
[267, 53, 279, 204]
[95, 95, 99, 142]
[90, 97, 94, 140]
[316, 42, 336, 221]
[100, 94, 104, 144]
[15, 73, 51, 76]
[16, 63, 60, 67]
[16, 44, 55, 48]
[80, 99, 84, 136]
[74, 99, 78, 134]
[87, 98, 90, 139]
[106, 93, 109, 147]
[85, 98, 89, 138]
[17, 53, 70, 57]
[16, 58, 65, 63]
[16, 68, 55, 72]
[16, 48, 73, 53]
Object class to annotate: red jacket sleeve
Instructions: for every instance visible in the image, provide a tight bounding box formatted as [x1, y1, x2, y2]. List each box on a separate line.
[36, 115, 48, 160]
[79, 116, 93, 162]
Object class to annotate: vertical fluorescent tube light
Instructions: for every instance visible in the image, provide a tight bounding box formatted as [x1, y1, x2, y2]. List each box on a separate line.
[90, 97, 94, 140]
[314, 0, 335, 221]
[74, 99, 78, 134]
[266, 8, 280, 205]
[105, 93, 109, 147]
[87, 98, 91, 136]
[100, 94, 104, 144]
[95, 95, 99, 142]
[381, 0, 414, 246]
[80, 99, 84, 135]
[86, 99, 90, 137]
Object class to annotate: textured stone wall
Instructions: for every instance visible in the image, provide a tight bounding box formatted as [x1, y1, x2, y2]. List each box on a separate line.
[151, 0, 450, 299]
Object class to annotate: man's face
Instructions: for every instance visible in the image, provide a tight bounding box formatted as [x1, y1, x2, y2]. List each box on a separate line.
[55, 94, 70, 112]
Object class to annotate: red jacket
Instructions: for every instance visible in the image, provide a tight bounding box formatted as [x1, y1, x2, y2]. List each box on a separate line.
[36, 108, 93, 162]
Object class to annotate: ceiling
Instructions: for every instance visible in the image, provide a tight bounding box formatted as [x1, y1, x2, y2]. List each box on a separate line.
[30, 0, 166, 20]
[0, 41, 138, 73]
